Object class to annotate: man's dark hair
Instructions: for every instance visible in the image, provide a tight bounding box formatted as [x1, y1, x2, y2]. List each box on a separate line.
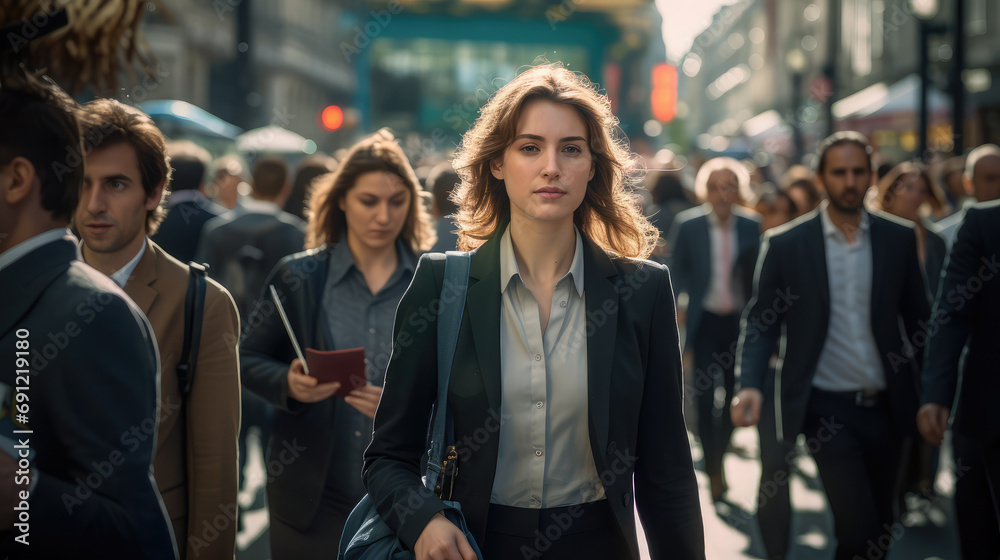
[815, 131, 873, 176]
[252, 156, 288, 200]
[0, 68, 83, 220]
[285, 155, 337, 220]
[166, 140, 210, 192]
[650, 171, 688, 205]
[427, 161, 460, 217]
[82, 98, 172, 234]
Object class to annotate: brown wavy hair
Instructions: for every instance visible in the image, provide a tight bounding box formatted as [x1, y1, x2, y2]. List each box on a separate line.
[305, 129, 435, 252]
[451, 63, 657, 259]
[82, 98, 172, 235]
[870, 161, 946, 215]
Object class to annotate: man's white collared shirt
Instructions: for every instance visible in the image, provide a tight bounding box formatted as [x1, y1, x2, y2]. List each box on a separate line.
[812, 207, 886, 391]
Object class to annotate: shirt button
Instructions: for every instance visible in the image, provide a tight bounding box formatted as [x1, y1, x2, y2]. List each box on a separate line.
[530, 497, 539, 506]
[534, 354, 541, 362]
[535, 449, 542, 456]
[368, 328, 375, 334]
[354, 431, 362, 437]
[536, 401, 543, 409]
[560, 300, 567, 308]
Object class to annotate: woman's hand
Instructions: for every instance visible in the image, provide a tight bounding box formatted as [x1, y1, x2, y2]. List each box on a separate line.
[344, 385, 383, 419]
[414, 513, 478, 560]
[286, 358, 340, 403]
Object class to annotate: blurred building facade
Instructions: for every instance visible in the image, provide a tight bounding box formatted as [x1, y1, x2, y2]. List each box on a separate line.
[350, 0, 663, 158]
[139, 0, 665, 157]
[143, 0, 354, 154]
[682, 0, 1000, 167]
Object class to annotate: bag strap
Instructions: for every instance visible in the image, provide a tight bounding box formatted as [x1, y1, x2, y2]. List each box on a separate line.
[177, 262, 208, 396]
[423, 251, 471, 491]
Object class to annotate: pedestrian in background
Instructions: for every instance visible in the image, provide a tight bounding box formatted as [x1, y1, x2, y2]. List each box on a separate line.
[240, 129, 434, 558]
[666, 156, 760, 505]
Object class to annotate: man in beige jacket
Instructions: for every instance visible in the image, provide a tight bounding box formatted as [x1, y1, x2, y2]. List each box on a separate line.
[75, 98, 240, 559]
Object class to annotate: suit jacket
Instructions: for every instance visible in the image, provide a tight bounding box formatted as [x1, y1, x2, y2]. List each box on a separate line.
[239, 245, 339, 530]
[736, 207, 930, 443]
[666, 204, 761, 347]
[922, 220, 948, 301]
[194, 206, 305, 321]
[922, 200, 1000, 443]
[124, 240, 240, 559]
[363, 232, 706, 560]
[152, 193, 225, 265]
[0, 236, 176, 559]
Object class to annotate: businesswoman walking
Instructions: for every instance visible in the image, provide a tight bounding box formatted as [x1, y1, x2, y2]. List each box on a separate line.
[240, 129, 435, 558]
[363, 64, 705, 560]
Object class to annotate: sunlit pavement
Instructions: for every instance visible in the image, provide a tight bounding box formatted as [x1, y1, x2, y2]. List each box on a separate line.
[235, 426, 961, 560]
[634, 426, 962, 560]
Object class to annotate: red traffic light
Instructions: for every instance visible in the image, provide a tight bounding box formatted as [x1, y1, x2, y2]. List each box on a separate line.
[320, 105, 344, 131]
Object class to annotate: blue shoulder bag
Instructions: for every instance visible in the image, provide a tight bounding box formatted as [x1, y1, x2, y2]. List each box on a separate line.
[338, 252, 483, 559]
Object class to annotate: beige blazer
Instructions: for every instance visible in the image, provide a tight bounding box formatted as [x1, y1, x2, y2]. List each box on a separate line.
[125, 239, 241, 559]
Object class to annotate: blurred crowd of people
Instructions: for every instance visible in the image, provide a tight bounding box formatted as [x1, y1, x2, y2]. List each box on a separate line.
[2, 57, 999, 560]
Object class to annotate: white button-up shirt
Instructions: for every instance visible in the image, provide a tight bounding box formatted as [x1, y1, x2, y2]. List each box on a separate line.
[491, 226, 605, 508]
[812, 207, 886, 391]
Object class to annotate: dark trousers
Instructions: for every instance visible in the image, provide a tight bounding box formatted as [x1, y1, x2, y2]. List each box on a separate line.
[953, 432, 1000, 559]
[803, 389, 901, 560]
[691, 310, 740, 480]
[238, 388, 272, 493]
[269, 457, 363, 560]
[757, 370, 794, 559]
[483, 501, 630, 559]
[268, 489, 354, 559]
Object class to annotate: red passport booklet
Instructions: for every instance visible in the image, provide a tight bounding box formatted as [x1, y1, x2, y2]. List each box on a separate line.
[305, 347, 366, 397]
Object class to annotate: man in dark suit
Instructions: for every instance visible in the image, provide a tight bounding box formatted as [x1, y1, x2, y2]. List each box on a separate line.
[666, 156, 760, 502]
[0, 71, 176, 558]
[918, 199, 1000, 559]
[195, 155, 304, 513]
[196, 156, 305, 320]
[933, 144, 1000, 247]
[150, 141, 224, 264]
[732, 131, 929, 560]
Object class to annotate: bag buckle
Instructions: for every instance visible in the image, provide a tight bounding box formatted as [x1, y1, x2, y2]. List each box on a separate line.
[434, 446, 460, 500]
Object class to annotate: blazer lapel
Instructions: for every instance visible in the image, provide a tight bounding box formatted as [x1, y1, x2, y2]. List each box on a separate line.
[806, 213, 831, 320]
[694, 215, 711, 286]
[582, 237, 618, 458]
[466, 234, 503, 412]
[868, 214, 886, 317]
[125, 239, 158, 315]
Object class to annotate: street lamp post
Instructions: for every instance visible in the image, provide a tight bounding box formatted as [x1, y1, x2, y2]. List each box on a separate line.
[951, 0, 965, 155]
[913, 0, 964, 159]
[918, 17, 932, 158]
[787, 48, 807, 164]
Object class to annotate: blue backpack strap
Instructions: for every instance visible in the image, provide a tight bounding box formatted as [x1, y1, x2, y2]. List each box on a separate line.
[423, 251, 471, 491]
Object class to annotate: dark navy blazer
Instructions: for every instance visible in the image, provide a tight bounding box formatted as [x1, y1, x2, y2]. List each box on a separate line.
[666, 204, 762, 348]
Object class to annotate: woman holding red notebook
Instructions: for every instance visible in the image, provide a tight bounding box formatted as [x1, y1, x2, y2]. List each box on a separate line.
[240, 129, 435, 558]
